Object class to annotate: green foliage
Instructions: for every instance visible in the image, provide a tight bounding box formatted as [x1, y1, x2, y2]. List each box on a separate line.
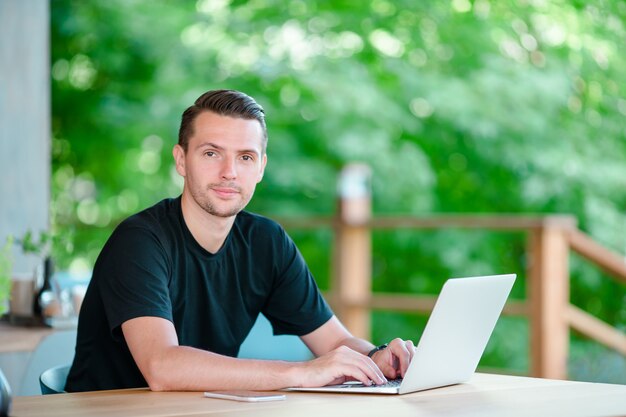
[50, 0, 626, 380]
[0, 237, 14, 315]
[18, 230, 52, 257]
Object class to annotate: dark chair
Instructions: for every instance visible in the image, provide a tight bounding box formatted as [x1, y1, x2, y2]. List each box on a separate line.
[39, 364, 71, 395]
[20, 329, 76, 395]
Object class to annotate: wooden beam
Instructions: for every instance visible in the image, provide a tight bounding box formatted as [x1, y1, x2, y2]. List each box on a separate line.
[275, 215, 577, 231]
[324, 292, 528, 316]
[566, 304, 626, 356]
[333, 164, 373, 339]
[369, 294, 436, 312]
[568, 229, 626, 285]
[528, 227, 570, 379]
[370, 294, 527, 316]
[276, 216, 334, 229]
[334, 225, 371, 339]
[371, 215, 577, 231]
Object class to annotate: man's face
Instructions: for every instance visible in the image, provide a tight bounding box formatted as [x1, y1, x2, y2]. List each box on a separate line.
[173, 111, 267, 218]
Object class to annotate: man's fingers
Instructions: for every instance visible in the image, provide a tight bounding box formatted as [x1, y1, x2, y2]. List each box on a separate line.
[404, 340, 416, 361]
[388, 338, 408, 376]
[361, 355, 387, 385]
[376, 357, 399, 380]
[311, 346, 387, 387]
[385, 338, 415, 378]
[337, 346, 386, 385]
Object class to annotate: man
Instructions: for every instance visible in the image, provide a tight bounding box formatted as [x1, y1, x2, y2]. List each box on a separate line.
[65, 89, 415, 392]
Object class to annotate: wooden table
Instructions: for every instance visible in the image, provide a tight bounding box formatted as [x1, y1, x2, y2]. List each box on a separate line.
[0, 322, 54, 354]
[10, 373, 626, 417]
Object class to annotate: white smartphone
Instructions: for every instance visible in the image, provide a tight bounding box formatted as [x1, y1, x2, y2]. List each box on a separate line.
[203, 390, 286, 402]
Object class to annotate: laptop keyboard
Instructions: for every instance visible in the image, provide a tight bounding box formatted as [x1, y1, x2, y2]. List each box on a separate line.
[334, 378, 403, 389]
[376, 378, 403, 388]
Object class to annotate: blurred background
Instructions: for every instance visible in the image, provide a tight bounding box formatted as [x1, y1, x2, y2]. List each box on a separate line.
[2, 0, 625, 384]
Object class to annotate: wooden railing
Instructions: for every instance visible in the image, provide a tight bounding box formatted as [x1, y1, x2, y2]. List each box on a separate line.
[275, 203, 626, 380]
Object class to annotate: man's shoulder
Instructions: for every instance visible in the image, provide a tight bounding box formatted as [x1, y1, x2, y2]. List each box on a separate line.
[236, 211, 284, 234]
[93, 197, 182, 270]
[234, 211, 293, 250]
[108, 197, 182, 251]
[120, 197, 181, 230]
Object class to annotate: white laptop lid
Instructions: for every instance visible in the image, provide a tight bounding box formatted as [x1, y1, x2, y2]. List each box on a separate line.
[287, 273, 516, 395]
[399, 273, 515, 393]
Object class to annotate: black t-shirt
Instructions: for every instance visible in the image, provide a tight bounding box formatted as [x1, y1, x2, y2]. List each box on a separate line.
[65, 197, 333, 392]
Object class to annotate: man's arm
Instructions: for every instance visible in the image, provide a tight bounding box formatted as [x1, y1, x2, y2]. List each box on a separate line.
[122, 316, 387, 391]
[301, 316, 416, 380]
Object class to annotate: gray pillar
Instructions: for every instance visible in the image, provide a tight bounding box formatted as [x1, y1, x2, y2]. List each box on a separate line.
[0, 0, 51, 275]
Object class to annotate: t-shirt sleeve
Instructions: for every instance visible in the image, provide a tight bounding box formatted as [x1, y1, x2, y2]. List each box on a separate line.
[262, 227, 333, 336]
[95, 223, 173, 341]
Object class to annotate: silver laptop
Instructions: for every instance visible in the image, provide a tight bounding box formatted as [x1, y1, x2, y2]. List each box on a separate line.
[287, 273, 516, 395]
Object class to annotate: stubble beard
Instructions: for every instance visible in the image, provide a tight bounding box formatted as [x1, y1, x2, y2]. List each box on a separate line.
[190, 183, 251, 218]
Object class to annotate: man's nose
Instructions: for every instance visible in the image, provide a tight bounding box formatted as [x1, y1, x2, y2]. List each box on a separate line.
[220, 157, 237, 179]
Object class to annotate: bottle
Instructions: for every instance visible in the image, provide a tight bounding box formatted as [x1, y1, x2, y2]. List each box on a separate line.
[32, 257, 53, 320]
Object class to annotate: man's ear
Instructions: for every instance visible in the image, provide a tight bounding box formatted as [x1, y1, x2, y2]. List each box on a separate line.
[173, 144, 186, 177]
[257, 153, 267, 183]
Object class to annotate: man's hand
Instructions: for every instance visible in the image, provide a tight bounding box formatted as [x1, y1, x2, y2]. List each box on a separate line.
[369, 338, 416, 379]
[294, 345, 387, 388]
[298, 316, 415, 386]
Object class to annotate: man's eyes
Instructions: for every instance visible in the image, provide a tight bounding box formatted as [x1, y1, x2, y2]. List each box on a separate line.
[202, 151, 255, 161]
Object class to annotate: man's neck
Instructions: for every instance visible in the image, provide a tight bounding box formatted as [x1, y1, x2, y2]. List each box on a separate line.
[180, 193, 236, 254]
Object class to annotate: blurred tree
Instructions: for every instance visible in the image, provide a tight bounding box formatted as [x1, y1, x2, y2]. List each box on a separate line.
[50, 0, 625, 381]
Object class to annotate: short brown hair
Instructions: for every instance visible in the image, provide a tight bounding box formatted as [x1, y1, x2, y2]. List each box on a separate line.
[178, 89, 267, 152]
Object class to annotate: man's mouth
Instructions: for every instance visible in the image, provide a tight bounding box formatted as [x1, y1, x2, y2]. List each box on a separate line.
[211, 185, 240, 198]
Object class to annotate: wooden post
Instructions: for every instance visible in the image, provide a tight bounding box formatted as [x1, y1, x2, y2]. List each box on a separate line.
[333, 164, 372, 339]
[527, 224, 570, 379]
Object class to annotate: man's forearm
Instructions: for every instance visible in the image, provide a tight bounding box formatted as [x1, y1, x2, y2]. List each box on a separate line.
[332, 336, 376, 357]
[144, 343, 389, 392]
[126, 316, 389, 391]
[145, 345, 302, 391]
